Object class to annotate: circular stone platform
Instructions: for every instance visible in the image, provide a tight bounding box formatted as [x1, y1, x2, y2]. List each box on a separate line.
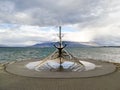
[5, 60, 116, 78]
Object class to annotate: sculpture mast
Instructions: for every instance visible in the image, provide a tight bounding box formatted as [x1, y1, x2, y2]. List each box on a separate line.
[59, 26, 62, 70]
[54, 26, 66, 71]
[59, 26, 62, 49]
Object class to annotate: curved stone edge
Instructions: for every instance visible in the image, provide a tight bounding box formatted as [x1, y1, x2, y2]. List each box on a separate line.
[5, 60, 117, 78]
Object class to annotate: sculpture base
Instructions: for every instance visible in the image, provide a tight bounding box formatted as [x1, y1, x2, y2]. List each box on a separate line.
[5, 59, 116, 78]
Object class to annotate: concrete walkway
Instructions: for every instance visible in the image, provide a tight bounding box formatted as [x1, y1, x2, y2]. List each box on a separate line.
[0, 61, 120, 90]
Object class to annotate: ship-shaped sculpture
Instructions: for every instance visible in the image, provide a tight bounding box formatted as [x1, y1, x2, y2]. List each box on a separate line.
[35, 26, 85, 72]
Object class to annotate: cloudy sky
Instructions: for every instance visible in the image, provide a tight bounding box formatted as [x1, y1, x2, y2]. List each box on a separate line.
[0, 0, 120, 46]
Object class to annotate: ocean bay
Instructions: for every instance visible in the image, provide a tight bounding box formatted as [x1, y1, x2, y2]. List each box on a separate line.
[0, 47, 120, 63]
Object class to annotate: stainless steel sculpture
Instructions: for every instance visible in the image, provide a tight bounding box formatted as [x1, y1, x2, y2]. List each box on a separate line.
[36, 26, 84, 72]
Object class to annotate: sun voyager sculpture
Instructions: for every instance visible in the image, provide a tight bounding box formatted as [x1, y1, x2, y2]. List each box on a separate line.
[26, 26, 96, 72]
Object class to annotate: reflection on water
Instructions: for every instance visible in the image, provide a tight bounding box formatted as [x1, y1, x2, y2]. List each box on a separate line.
[0, 47, 120, 63]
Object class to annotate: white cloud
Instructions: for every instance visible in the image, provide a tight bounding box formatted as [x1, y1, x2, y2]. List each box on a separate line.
[68, 0, 120, 46]
[0, 0, 120, 46]
[0, 25, 58, 46]
[0, 0, 106, 25]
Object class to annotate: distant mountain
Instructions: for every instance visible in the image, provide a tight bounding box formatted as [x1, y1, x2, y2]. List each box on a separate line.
[0, 42, 120, 47]
[78, 42, 99, 47]
[32, 41, 98, 47]
[33, 42, 54, 47]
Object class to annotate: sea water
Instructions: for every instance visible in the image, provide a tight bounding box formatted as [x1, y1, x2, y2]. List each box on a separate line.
[0, 47, 120, 63]
[0, 47, 55, 63]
